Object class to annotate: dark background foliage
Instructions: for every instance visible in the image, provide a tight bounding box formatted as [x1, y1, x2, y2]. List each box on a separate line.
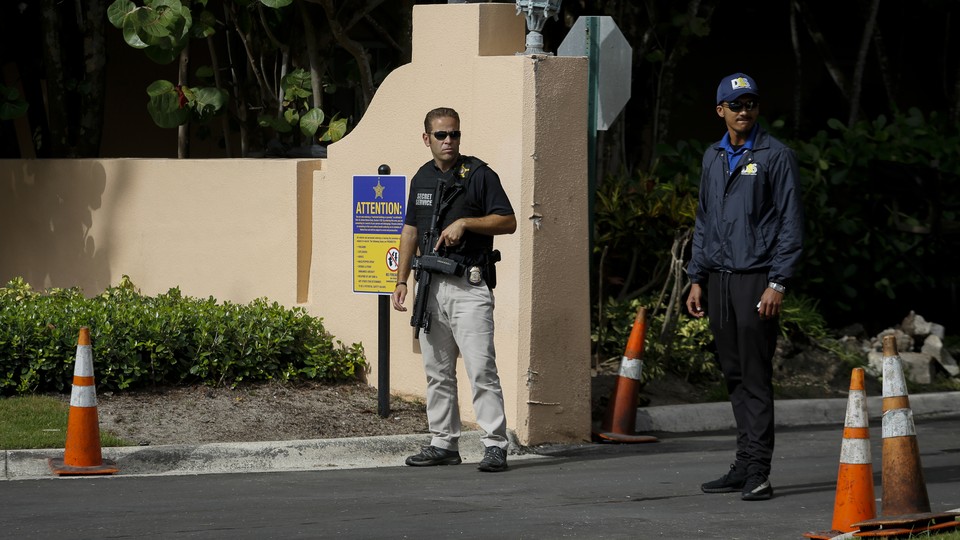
[544, 0, 960, 335]
[2, 0, 959, 339]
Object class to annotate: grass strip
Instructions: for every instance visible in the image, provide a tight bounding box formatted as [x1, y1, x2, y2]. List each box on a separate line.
[0, 395, 130, 450]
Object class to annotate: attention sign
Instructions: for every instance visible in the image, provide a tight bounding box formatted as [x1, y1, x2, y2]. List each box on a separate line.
[353, 175, 406, 294]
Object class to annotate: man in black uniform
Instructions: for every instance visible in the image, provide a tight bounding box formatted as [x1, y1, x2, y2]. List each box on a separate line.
[391, 107, 516, 472]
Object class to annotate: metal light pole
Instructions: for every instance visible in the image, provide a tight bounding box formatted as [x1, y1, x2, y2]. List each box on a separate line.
[515, 0, 562, 55]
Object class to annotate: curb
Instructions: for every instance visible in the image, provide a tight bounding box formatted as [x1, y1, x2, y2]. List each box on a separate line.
[5, 392, 958, 480]
[3, 430, 541, 481]
[635, 391, 960, 433]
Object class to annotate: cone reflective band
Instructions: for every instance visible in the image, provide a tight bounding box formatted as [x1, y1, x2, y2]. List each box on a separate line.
[878, 335, 930, 516]
[49, 327, 118, 475]
[803, 368, 876, 539]
[617, 308, 647, 381]
[594, 306, 657, 443]
[880, 363, 914, 439]
[618, 357, 642, 380]
[70, 338, 97, 408]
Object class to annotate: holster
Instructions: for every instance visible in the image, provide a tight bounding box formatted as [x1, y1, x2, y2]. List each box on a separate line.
[483, 250, 501, 289]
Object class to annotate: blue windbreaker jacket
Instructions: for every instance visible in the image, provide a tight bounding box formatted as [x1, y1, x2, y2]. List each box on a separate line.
[687, 126, 804, 286]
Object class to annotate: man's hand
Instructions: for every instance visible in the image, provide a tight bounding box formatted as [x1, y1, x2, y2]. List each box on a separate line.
[434, 219, 466, 251]
[391, 283, 408, 312]
[433, 214, 517, 251]
[757, 287, 783, 319]
[686, 283, 705, 318]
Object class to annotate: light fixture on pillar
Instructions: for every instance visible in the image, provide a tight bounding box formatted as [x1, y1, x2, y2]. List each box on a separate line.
[516, 0, 562, 55]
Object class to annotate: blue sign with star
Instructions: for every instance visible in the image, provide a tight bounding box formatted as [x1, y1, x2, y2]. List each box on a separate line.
[353, 175, 406, 294]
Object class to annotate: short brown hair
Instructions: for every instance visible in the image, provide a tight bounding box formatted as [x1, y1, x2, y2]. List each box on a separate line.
[424, 107, 459, 133]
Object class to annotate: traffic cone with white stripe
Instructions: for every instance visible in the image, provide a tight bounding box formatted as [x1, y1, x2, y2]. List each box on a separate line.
[803, 367, 876, 539]
[49, 327, 118, 475]
[851, 335, 959, 536]
[877, 335, 929, 516]
[593, 306, 658, 443]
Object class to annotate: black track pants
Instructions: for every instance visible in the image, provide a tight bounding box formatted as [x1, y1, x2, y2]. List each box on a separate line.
[706, 271, 779, 476]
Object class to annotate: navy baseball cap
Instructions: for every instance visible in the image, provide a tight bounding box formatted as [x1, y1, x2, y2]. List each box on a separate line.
[716, 73, 759, 104]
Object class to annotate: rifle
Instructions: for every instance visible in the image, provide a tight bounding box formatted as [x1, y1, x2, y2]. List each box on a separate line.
[410, 180, 463, 338]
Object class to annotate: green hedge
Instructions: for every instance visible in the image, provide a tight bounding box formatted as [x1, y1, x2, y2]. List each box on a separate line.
[0, 277, 365, 395]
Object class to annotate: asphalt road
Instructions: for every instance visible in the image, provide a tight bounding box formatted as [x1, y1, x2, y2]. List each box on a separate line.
[3, 418, 959, 539]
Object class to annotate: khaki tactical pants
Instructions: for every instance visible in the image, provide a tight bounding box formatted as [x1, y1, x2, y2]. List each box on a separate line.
[417, 273, 508, 451]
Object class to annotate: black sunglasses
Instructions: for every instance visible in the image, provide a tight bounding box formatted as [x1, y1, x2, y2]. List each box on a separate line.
[723, 99, 758, 112]
[431, 130, 461, 141]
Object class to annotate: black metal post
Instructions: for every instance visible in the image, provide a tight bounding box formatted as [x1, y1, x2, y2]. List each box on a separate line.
[377, 163, 392, 418]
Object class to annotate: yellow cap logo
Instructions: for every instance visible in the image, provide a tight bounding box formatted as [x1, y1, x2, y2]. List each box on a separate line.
[731, 77, 752, 91]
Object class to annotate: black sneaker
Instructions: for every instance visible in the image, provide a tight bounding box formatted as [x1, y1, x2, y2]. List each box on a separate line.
[477, 446, 508, 472]
[405, 445, 462, 467]
[701, 463, 748, 493]
[741, 472, 774, 501]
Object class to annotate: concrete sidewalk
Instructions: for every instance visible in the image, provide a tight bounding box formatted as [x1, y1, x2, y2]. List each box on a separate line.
[4, 392, 957, 481]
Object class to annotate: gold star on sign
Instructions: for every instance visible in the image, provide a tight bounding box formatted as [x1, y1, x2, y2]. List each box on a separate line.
[373, 180, 385, 199]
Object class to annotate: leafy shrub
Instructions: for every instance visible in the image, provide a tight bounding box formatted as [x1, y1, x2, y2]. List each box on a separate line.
[0, 277, 365, 395]
[595, 293, 860, 388]
[778, 294, 863, 368]
[593, 139, 703, 303]
[792, 109, 960, 328]
[594, 296, 717, 386]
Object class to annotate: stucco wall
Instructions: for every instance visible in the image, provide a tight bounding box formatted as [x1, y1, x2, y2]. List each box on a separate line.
[0, 4, 590, 445]
[0, 158, 317, 304]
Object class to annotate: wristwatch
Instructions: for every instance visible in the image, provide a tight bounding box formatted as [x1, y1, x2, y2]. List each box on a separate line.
[767, 282, 786, 294]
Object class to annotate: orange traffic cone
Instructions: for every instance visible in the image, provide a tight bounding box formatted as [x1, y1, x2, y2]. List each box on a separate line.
[49, 327, 118, 476]
[803, 367, 876, 539]
[851, 336, 959, 537]
[594, 306, 658, 443]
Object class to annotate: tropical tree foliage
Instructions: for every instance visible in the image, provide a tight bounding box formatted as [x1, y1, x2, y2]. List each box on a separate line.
[0, 0, 420, 158]
[2, 1, 957, 160]
[545, 0, 960, 184]
[796, 109, 960, 328]
[0, 85, 28, 121]
[104, 0, 389, 157]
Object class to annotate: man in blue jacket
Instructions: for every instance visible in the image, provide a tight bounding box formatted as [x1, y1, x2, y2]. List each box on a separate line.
[685, 73, 804, 501]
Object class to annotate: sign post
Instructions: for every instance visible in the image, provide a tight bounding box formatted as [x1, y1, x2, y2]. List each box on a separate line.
[558, 16, 633, 251]
[353, 166, 405, 417]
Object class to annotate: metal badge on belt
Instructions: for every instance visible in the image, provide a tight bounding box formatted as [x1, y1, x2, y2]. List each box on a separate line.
[467, 266, 483, 285]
